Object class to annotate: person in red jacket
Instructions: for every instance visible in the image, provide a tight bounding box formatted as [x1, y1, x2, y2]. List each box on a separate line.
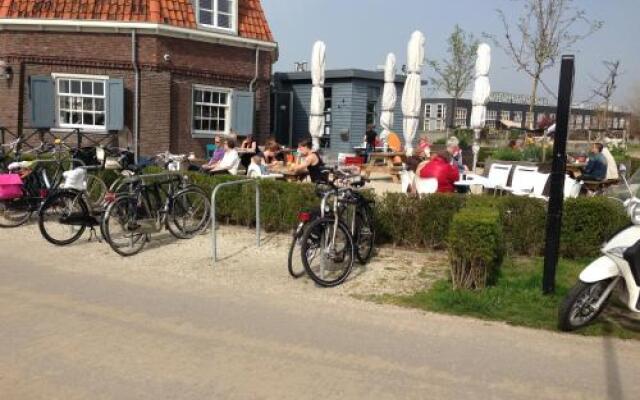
[419, 152, 460, 193]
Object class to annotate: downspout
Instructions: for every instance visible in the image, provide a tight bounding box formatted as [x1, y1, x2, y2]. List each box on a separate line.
[249, 47, 260, 137]
[132, 30, 140, 163]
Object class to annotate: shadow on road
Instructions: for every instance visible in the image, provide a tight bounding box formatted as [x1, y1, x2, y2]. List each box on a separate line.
[602, 322, 625, 400]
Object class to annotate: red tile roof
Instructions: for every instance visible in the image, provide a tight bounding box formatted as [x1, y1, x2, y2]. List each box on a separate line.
[0, 0, 274, 42]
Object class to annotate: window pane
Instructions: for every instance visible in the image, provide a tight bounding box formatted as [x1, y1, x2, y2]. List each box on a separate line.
[211, 120, 219, 132]
[201, 119, 210, 132]
[212, 108, 219, 118]
[219, 119, 225, 132]
[82, 81, 92, 95]
[202, 106, 211, 118]
[211, 92, 220, 104]
[83, 98, 93, 111]
[94, 82, 104, 96]
[71, 98, 81, 110]
[219, 0, 231, 13]
[95, 113, 105, 126]
[200, 0, 212, 10]
[59, 80, 69, 94]
[83, 113, 94, 126]
[193, 119, 202, 131]
[71, 112, 81, 124]
[194, 90, 203, 103]
[203, 91, 211, 104]
[71, 80, 81, 94]
[199, 10, 213, 25]
[95, 98, 104, 112]
[60, 97, 70, 110]
[60, 111, 70, 124]
[218, 13, 231, 28]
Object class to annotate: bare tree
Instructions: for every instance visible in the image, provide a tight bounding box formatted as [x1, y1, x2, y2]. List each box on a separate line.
[591, 60, 621, 139]
[485, 0, 603, 131]
[429, 25, 479, 129]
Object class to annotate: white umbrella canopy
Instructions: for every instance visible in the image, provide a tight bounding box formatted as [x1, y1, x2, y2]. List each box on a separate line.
[470, 43, 491, 171]
[401, 31, 425, 156]
[309, 41, 326, 151]
[380, 53, 397, 145]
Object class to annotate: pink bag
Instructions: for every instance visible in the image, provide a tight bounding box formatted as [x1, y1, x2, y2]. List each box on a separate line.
[0, 174, 24, 200]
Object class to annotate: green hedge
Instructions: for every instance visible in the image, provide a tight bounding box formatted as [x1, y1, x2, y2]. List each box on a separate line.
[100, 168, 628, 259]
[447, 207, 504, 290]
[375, 193, 465, 249]
[560, 197, 629, 258]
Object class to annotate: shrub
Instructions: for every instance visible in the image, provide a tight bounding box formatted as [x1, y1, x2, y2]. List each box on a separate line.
[375, 193, 465, 249]
[498, 196, 547, 256]
[447, 207, 504, 290]
[560, 197, 629, 259]
[492, 148, 523, 161]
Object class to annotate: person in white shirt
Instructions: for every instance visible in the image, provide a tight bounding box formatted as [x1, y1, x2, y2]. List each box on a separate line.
[211, 138, 240, 175]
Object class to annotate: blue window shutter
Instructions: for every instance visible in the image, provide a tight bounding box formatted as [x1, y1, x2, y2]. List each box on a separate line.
[106, 78, 124, 131]
[29, 76, 55, 128]
[231, 90, 255, 136]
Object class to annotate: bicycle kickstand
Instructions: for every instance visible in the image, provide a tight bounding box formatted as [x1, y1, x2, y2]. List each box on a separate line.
[87, 227, 102, 243]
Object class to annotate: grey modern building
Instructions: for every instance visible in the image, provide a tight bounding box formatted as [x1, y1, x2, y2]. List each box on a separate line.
[423, 94, 631, 135]
[271, 69, 407, 154]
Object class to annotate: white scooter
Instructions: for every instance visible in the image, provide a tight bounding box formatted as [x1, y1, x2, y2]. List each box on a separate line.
[558, 166, 640, 331]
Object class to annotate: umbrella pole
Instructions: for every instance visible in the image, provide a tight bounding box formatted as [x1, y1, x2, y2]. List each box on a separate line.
[472, 129, 481, 173]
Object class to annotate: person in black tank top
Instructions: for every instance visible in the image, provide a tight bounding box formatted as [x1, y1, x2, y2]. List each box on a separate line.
[293, 138, 326, 183]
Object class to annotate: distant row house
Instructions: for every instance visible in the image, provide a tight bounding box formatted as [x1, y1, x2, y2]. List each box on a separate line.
[423, 97, 630, 134]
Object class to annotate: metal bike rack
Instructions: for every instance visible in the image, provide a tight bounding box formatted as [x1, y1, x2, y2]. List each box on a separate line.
[211, 179, 260, 265]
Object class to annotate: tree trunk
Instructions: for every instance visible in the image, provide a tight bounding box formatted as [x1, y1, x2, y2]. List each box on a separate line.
[530, 76, 546, 162]
[601, 100, 609, 141]
[451, 96, 459, 130]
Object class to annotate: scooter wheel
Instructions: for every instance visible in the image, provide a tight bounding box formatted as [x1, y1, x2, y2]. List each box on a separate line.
[558, 280, 613, 332]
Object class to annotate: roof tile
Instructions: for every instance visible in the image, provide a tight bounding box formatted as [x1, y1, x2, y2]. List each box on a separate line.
[0, 0, 274, 42]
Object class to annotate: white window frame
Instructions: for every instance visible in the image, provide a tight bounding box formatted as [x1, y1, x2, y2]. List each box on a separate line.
[486, 110, 498, 129]
[455, 107, 467, 128]
[191, 85, 232, 138]
[620, 118, 626, 129]
[575, 114, 583, 129]
[500, 110, 510, 122]
[423, 104, 432, 131]
[53, 73, 108, 131]
[584, 115, 591, 130]
[525, 112, 534, 128]
[435, 104, 447, 131]
[513, 111, 523, 123]
[196, 0, 238, 33]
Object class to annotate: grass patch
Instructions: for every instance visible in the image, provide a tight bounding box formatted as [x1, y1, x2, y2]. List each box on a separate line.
[374, 257, 640, 340]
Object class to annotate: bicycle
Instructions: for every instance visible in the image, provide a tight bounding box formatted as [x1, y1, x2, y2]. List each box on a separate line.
[101, 172, 211, 256]
[290, 168, 376, 287]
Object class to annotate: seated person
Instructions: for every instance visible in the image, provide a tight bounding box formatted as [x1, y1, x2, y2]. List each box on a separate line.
[247, 155, 268, 177]
[581, 143, 608, 181]
[240, 135, 258, 169]
[417, 134, 431, 158]
[194, 137, 225, 171]
[262, 143, 283, 166]
[419, 152, 460, 193]
[291, 138, 325, 183]
[209, 139, 240, 175]
[446, 136, 467, 175]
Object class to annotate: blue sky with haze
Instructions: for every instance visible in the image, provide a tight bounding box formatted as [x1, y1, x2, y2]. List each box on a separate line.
[262, 0, 639, 106]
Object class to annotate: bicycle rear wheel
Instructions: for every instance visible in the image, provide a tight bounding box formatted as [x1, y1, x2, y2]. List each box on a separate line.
[300, 217, 354, 287]
[0, 199, 31, 228]
[288, 227, 306, 279]
[86, 174, 107, 208]
[102, 196, 147, 256]
[354, 205, 375, 264]
[38, 190, 87, 246]
[168, 188, 210, 239]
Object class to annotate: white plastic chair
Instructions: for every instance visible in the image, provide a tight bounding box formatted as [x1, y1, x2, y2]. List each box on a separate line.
[415, 178, 438, 195]
[527, 172, 550, 199]
[504, 165, 539, 195]
[484, 163, 513, 190]
[565, 175, 582, 199]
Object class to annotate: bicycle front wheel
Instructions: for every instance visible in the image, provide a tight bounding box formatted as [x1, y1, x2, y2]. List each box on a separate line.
[354, 205, 375, 264]
[168, 188, 211, 239]
[38, 190, 88, 246]
[86, 174, 107, 208]
[300, 217, 354, 287]
[102, 196, 147, 256]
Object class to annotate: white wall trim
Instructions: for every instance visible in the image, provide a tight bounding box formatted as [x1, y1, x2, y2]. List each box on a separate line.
[0, 18, 277, 51]
[51, 73, 110, 80]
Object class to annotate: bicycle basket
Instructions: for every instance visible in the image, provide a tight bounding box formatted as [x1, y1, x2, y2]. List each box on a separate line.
[0, 173, 24, 200]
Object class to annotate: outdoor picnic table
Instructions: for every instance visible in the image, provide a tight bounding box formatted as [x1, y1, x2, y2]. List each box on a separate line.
[362, 151, 406, 183]
[565, 162, 586, 175]
[269, 165, 307, 182]
[237, 148, 257, 155]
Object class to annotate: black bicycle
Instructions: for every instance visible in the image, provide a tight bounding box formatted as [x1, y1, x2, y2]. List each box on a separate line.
[101, 172, 210, 256]
[289, 168, 375, 287]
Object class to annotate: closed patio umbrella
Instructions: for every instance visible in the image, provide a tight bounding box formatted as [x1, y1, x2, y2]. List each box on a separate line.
[380, 53, 397, 148]
[309, 41, 326, 151]
[470, 43, 491, 172]
[401, 31, 425, 156]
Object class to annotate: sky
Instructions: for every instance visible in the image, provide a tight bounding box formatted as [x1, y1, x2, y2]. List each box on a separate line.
[261, 0, 640, 107]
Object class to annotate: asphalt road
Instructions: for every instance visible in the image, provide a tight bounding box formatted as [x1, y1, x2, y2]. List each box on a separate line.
[2, 254, 640, 399]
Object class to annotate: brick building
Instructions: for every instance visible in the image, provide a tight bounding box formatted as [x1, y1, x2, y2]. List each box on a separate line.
[0, 0, 277, 158]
